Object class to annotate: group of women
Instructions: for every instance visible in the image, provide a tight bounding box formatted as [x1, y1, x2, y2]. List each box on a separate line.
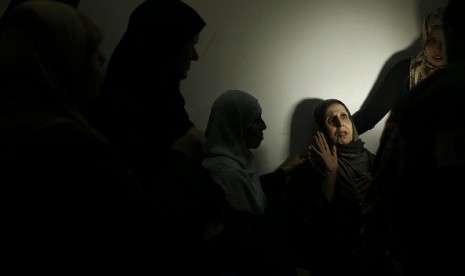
[0, 1, 457, 275]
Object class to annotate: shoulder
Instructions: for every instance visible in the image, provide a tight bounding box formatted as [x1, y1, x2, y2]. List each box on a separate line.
[203, 156, 246, 179]
[203, 156, 241, 170]
[395, 58, 412, 70]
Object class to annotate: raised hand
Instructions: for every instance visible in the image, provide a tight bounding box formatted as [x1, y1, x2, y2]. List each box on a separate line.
[310, 131, 338, 173]
[171, 126, 207, 164]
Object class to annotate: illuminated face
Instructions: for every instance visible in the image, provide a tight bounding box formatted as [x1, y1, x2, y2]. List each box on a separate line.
[243, 115, 267, 149]
[324, 103, 353, 145]
[177, 34, 200, 80]
[424, 26, 446, 67]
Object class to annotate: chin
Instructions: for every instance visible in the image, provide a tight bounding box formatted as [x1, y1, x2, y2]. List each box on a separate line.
[179, 70, 189, 80]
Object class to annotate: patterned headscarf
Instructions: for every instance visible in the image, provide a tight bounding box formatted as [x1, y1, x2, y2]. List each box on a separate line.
[409, 8, 445, 89]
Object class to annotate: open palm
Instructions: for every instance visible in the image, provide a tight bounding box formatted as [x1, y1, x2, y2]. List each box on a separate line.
[310, 131, 338, 173]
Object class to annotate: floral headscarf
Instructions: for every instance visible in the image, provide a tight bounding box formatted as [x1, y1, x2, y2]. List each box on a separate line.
[409, 8, 445, 89]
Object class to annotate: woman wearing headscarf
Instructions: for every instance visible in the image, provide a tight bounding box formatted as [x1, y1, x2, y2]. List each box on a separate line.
[352, 7, 446, 135]
[203, 89, 305, 276]
[203, 90, 269, 216]
[409, 8, 446, 88]
[361, 1, 464, 275]
[0, 0, 145, 269]
[88, 0, 208, 189]
[285, 99, 375, 276]
[86, 1, 227, 274]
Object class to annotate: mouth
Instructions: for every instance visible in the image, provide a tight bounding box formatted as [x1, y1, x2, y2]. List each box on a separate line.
[337, 132, 349, 141]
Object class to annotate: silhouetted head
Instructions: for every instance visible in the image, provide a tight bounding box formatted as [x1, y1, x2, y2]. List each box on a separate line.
[106, 0, 206, 87]
[0, 0, 104, 108]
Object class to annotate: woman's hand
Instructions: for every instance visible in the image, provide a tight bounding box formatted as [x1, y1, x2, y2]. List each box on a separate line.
[310, 131, 338, 173]
[311, 131, 338, 202]
[171, 126, 206, 164]
[357, 172, 373, 194]
[280, 153, 308, 175]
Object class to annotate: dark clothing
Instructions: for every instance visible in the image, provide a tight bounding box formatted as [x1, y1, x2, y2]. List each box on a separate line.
[362, 58, 465, 276]
[211, 169, 297, 276]
[285, 100, 375, 276]
[154, 152, 228, 276]
[88, 81, 193, 194]
[0, 2, 153, 272]
[285, 160, 365, 276]
[261, 169, 300, 276]
[85, 1, 227, 275]
[0, 99, 148, 271]
[87, 0, 205, 194]
[88, 76, 227, 276]
[352, 58, 410, 135]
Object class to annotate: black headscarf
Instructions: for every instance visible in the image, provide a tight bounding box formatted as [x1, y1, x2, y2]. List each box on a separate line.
[91, 0, 206, 154]
[103, 0, 206, 93]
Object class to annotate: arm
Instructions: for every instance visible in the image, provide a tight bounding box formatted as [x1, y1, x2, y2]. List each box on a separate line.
[171, 126, 206, 164]
[352, 58, 410, 135]
[260, 153, 307, 199]
[310, 131, 338, 202]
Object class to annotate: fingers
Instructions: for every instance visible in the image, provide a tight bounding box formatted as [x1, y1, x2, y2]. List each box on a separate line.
[331, 144, 337, 156]
[313, 131, 329, 153]
[314, 131, 324, 150]
[309, 144, 319, 155]
[318, 131, 329, 150]
[172, 127, 207, 163]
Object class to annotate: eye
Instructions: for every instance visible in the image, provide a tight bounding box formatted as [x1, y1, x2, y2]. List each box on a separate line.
[327, 117, 336, 125]
[426, 37, 438, 46]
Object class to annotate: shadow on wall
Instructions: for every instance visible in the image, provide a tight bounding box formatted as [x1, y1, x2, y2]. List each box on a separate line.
[289, 98, 324, 156]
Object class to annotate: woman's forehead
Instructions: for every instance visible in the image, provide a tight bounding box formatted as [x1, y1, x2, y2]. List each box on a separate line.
[326, 103, 347, 115]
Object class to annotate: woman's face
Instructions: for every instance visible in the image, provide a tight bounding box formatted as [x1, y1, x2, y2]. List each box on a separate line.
[324, 103, 353, 145]
[243, 115, 267, 149]
[424, 26, 446, 67]
[176, 34, 200, 80]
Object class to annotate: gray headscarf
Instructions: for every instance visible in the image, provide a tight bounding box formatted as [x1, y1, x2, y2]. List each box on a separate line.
[313, 99, 375, 204]
[203, 90, 267, 214]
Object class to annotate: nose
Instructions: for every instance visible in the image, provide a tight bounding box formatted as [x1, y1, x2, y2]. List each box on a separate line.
[433, 40, 443, 52]
[259, 118, 267, 130]
[334, 117, 343, 127]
